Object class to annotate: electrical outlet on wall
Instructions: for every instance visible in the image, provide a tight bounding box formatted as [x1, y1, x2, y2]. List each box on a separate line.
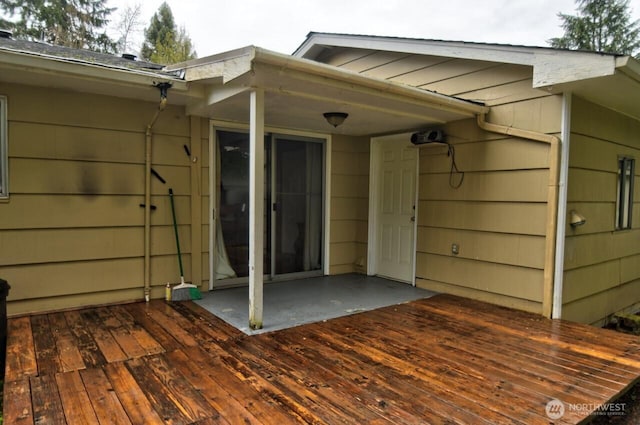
[451, 243, 459, 255]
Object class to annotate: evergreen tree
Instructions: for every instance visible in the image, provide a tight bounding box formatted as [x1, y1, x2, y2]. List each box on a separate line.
[0, 0, 116, 53]
[141, 2, 196, 64]
[549, 0, 640, 57]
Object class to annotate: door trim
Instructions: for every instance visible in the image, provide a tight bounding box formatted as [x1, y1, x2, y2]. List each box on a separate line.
[367, 133, 419, 285]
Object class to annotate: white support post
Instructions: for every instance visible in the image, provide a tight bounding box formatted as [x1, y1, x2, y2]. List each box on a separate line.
[249, 89, 265, 330]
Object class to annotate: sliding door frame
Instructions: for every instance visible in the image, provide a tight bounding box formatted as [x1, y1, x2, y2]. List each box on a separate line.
[208, 120, 332, 290]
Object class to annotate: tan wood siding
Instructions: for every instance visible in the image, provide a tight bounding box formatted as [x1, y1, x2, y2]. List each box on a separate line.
[329, 135, 369, 274]
[0, 83, 195, 315]
[416, 253, 544, 302]
[563, 96, 640, 324]
[318, 47, 561, 312]
[416, 118, 553, 311]
[416, 228, 545, 269]
[415, 279, 541, 314]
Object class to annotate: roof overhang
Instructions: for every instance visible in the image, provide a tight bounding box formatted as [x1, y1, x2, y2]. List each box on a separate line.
[0, 46, 196, 105]
[172, 46, 488, 136]
[295, 33, 640, 121]
[543, 56, 640, 120]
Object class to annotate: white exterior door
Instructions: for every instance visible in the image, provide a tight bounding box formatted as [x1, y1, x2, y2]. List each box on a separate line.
[373, 135, 417, 283]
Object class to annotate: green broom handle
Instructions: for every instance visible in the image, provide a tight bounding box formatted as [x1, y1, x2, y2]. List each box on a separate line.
[168, 188, 184, 277]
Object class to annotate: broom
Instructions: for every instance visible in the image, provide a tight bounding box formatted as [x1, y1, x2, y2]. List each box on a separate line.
[169, 188, 202, 301]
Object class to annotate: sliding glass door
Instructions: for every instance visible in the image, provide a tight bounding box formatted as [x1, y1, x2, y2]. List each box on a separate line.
[273, 138, 324, 275]
[213, 130, 324, 287]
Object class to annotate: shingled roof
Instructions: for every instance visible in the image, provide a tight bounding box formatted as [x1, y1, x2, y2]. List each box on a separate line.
[0, 32, 182, 78]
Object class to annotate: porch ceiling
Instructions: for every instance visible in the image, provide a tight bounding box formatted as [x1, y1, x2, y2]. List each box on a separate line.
[178, 46, 488, 136]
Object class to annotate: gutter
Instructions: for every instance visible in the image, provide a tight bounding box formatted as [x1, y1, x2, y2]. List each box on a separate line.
[476, 114, 561, 318]
[252, 47, 488, 117]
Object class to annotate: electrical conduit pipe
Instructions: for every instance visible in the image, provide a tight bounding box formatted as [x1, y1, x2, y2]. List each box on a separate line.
[144, 95, 168, 302]
[476, 113, 560, 318]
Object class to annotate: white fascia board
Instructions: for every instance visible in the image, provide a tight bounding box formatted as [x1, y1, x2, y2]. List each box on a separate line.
[296, 33, 621, 90]
[532, 51, 617, 88]
[177, 46, 256, 83]
[615, 56, 640, 84]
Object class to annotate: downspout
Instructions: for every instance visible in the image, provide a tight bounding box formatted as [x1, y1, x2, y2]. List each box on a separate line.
[552, 93, 572, 319]
[144, 83, 171, 302]
[476, 113, 561, 318]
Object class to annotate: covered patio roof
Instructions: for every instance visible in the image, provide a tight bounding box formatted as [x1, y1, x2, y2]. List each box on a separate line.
[172, 46, 488, 136]
[294, 32, 640, 122]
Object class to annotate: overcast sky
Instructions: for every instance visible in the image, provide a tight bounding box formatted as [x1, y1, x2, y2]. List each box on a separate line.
[109, 0, 640, 57]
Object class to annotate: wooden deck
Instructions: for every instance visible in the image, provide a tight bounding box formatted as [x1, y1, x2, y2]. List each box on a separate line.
[3, 294, 640, 424]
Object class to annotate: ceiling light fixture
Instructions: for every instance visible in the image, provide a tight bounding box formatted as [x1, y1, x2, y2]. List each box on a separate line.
[323, 112, 348, 128]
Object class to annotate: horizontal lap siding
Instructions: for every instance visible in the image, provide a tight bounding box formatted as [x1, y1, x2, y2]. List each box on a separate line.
[563, 96, 640, 324]
[0, 83, 193, 315]
[415, 122, 551, 313]
[323, 48, 560, 312]
[329, 135, 369, 274]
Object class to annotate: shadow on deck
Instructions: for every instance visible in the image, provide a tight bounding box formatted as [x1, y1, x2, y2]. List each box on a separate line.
[3, 293, 640, 424]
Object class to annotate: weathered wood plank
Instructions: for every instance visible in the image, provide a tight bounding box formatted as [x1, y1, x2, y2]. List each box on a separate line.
[167, 348, 262, 425]
[306, 322, 522, 424]
[140, 300, 199, 347]
[110, 305, 165, 356]
[191, 342, 302, 424]
[48, 312, 86, 373]
[3, 379, 34, 425]
[79, 367, 132, 424]
[79, 309, 128, 363]
[343, 304, 614, 421]
[55, 371, 99, 425]
[222, 336, 388, 425]
[159, 301, 227, 344]
[30, 314, 61, 376]
[169, 300, 243, 342]
[5, 317, 37, 382]
[421, 295, 640, 368]
[214, 349, 320, 424]
[63, 310, 107, 368]
[125, 356, 193, 424]
[94, 306, 148, 359]
[30, 374, 66, 425]
[380, 301, 635, 386]
[142, 354, 223, 423]
[123, 302, 182, 352]
[103, 362, 165, 425]
[261, 330, 430, 425]
[284, 329, 490, 424]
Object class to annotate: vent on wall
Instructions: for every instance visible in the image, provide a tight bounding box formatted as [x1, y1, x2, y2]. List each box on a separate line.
[410, 130, 446, 145]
